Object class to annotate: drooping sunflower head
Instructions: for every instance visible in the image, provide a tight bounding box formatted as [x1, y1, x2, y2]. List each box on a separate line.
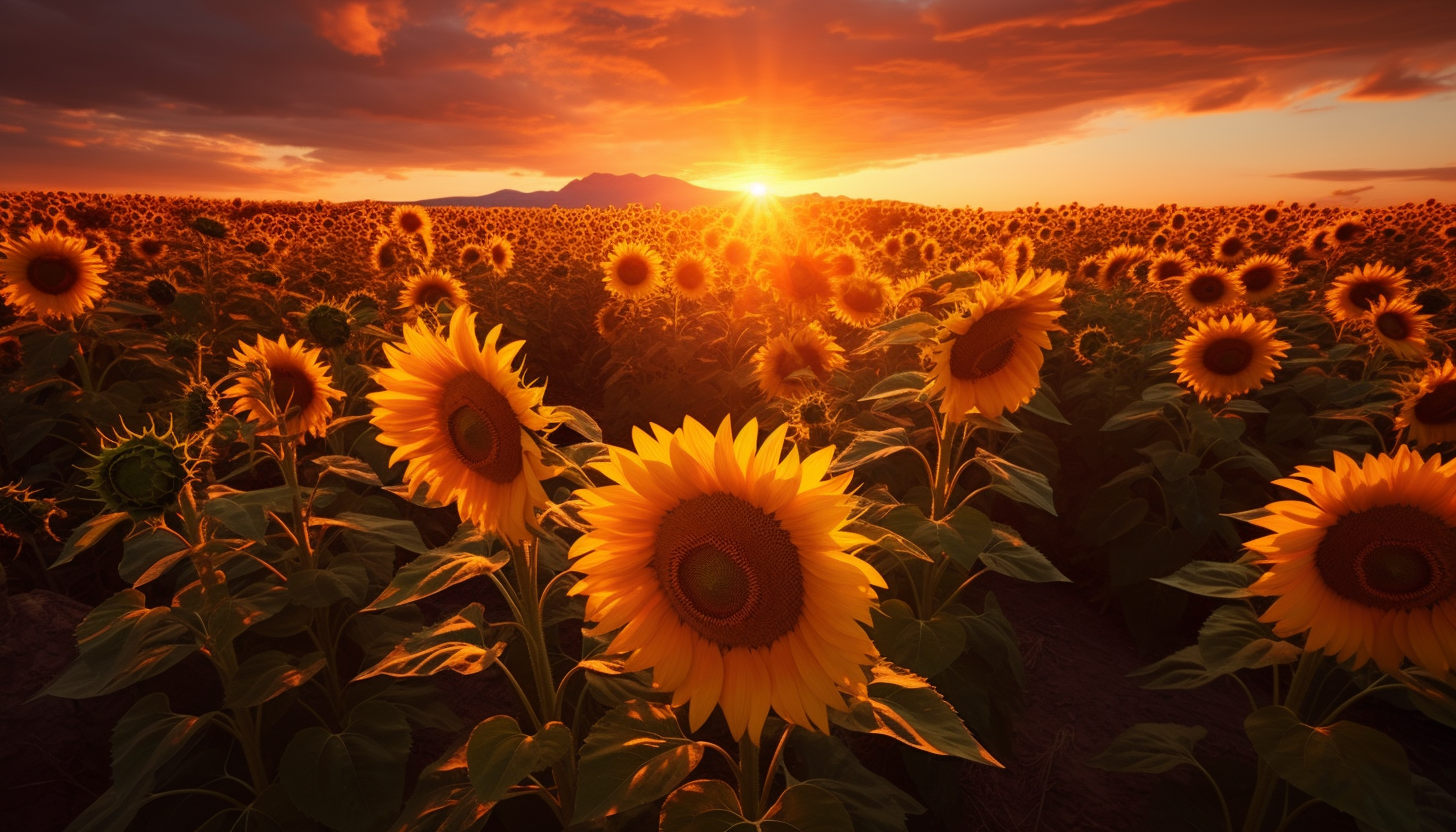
[568, 416, 885, 741]
[1071, 324, 1116, 366]
[0, 227, 109, 319]
[1175, 265, 1244, 317]
[1247, 447, 1456, 676]
[397, 268, 469, 313]
[1324, 262, 1409, 323]
[1232, 254, 1291, 303]
[487, 236, 514, 275]
[669, 253, 713, 300]
[1172, 313, 1289, 402]
[223, 334, 344, 442]
[1149, 251, 1193, 283]
[1004, 236, 1035, 275]
[1096, 245, 1147, 289]
[1364, 295, 1431, 361]
[372, 235, 402, 272]
[602, 242, 663, 300]
[830, 271, 892, 328]
[367, 306, 552, 540]
[762, 244, 834, 314]
[1397, 359, 1456, 447]
[926, 269, 1067, 421]
[782, 389, 842, 447]
[84, 421, 193, 518]
[303, 300, 353, 348]
[754, 323, 847, 400]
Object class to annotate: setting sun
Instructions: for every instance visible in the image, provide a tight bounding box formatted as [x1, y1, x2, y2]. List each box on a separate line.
[748, 182, 768, 196]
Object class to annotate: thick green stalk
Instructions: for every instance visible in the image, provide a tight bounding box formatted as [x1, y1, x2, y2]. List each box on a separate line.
[1243, 650, 1323, 832]
[739, 733, 761, 820]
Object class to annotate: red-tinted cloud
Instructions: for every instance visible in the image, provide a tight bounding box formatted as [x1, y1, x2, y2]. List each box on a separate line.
[1282, 166, 1456, 182]
[1, 0, 1453, 196]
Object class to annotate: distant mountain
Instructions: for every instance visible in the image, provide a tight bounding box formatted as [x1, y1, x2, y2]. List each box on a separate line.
[414, 172, 750, 211]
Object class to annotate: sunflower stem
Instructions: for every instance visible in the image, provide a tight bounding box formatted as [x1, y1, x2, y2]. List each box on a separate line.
[1243, 649, 1322, 832]
[278, 441, 312, 567]
[761, 724, 793, 808]
[739, 733, 761, 820]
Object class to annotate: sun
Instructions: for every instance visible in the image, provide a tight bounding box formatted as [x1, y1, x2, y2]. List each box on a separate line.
[748, 182, 768, 197]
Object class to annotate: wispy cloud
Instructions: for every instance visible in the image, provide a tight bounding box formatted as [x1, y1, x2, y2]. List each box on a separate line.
[1282, 166, 1456, 182]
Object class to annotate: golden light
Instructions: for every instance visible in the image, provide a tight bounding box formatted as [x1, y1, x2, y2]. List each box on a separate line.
[748, 182, 768, 197]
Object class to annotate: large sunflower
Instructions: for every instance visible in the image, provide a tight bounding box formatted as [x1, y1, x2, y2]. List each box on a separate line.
[1172, 313, 1288, 402]
[754, 324, 846, 400]
[761, 244, 835, 314]
[224, 334, 343, 441]
[368, 306, 552, 541]
[926, 269, 1066, 421]
[0, 227, 109, 319]
[1247, 447, 1456, 676]
[398, 268, 469, 312]
[1324, 262, 1409, 324]
[1364, 296, 1431, 360]
[669, 253, 713, 300]
[602, 242, 663, 300]
[829, 271, 892, 328]
[568, 416, 885, 741]
[1397, 360, 1456, 446]
[1174, 265, 1244, 317]
[1232, 254, 1291, 303]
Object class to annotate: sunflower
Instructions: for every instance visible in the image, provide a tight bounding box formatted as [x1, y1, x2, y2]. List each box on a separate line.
[0, 227, 109, 319]
[829, 271, 892, 327]
[926, 269, 1066, 421]
[761, 244, 834, 315]
[390, 205, 433, 238]
[595, 300, 630, 342]
[1364, 296, 1431, 360]
[459, 244, 484, 268]
[1212, 231, 1249, 263]
[669, 253, 713, 300]
[224, 334, 343, 441]
[1071, 325, 1115, 366]
[1149, 251, 1193, 283]
[1232, 254, 1291, 302]
[1324, 262, 1409, 324]
[723, 239, 752, 269]
[1397, 360, 1456, 446]
[1174, 265, 1244, 317]
[1096, 244, 1147, 289]
[754, 324, 846, 400]
[372, 235, 402, 272]
[826, 248, 860, 278]
[368, 306, 552, 541]
[568, 416, 885, 741]
[1246, 447, 1456, 676]
[1172, 313, 1289, 402]
[1003, 236, 1035, 274]
[398, 268, 468, 312]
[602, 242, 663, 300]
[487, 236, 514, 275]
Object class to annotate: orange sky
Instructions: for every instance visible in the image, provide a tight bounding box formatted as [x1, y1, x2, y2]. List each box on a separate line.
[1, 0, 1453, 208]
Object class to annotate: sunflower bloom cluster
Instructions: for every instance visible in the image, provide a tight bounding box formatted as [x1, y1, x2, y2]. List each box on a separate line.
[568, 416, 885, 741]
[0, 227, 109, 319]
[1324, 262, 1408, 324]
[368, 306, 552, 541]
[1247, 447, 1456, 676]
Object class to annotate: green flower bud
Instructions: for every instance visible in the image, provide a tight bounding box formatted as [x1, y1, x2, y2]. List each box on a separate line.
[304, 302, 352, 348]
[85, 427, 190, 517]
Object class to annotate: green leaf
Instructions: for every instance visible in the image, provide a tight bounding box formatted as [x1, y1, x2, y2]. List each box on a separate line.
[1142, 383, 1189, 403]
[118, 529, 188, 586]
[225, 650, 327, 708]
[659, 780, 743, 832]
[859, 371, 929, 402]
[939, 504, 993, 569]
[355, 603, 507, 680]
[53, 512, 130, 568]
[784, 730, 924, 832]
[572, 699, 704, 824]
[872, 599, 967, 678]
[465, 716, 571, 803]
[290, 556, 371, 608]
[842, 519, 933, 563]
[1020, 388, 1070, 424]
[1128, 645, 1219, 690]
[1088, 497, 1148, 545]
[314, 454, 384, 486]
[280, 700, 413, 832]
[43, 589, 196, 699]
[977, 523, 1068, 582]
[1152, 559, 1260, 599]
[312, 512, 428, 554]
[390, 742, 494, 832]
[1088, 723, 1207, 774]
[833, 664, 1000, 766]
[203, 494, 270, 542]
[829, 428, 915, 475]
[1245, 706, 1419, 832]
[1101, 400, 1166, 431]
[762, 783, 855, 832]
[64, 694, 213, 832]
[1218, 399, 1269, 415]
[1197, 605, 1301, 675]
[365, 545, 508, 612]
[972, 448, 1056, 515]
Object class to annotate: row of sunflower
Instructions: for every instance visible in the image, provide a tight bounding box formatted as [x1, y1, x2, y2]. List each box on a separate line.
[0, 192, 1454, 832]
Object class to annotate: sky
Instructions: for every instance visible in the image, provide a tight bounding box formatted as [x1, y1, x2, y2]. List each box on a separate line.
[1, 0, 1454, 209]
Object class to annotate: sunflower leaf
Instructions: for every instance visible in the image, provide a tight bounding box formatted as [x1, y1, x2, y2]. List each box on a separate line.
[659, 779, 743, 832]
[572, 699, 704, 825]
[1197, 605, 1301, 675]
[1152, 559, 1260, 599]
[280, 700, 412, 832]
[829, 428, 914, 475]
[872, 599, 967, 678]
[833, 663, 1000, 766]
[976, 523, 1067, 582]
[1088, 723, 1206, 774]
[355, 603, 507, 680]
[972, 448, 1056, 515]
[465, 716, 571, 804]
[364, 526, 508, 611]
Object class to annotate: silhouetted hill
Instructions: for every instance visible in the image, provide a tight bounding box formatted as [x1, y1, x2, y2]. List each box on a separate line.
[415, 172, 748, 211]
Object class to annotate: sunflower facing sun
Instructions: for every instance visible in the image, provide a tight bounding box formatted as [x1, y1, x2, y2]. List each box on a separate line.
[1247, 447, 1456, 676]
[1172, 313, 1289, 402]
[368, 306, 553, 541]
[0, 227, 109, 319]
[602, 242, 664, 300]
[568, 416, 885, 742]
[224, 334, 344, 442]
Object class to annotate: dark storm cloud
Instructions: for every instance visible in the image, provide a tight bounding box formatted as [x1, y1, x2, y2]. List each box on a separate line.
[1, 0, 1454, 193]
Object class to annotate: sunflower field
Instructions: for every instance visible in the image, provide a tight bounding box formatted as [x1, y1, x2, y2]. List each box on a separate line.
[1, 190, 1455, 832]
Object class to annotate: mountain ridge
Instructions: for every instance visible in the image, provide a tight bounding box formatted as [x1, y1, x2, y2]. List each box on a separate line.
[412, 172, 827, 210]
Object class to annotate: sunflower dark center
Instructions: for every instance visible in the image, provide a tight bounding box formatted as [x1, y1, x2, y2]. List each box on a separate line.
[399, 212, 424, 234]
[1240, 265, 1275, 293]
[461, 247, 482, 265]
[841, 284, 882, 313]
[1413, 381, 1456, 425]
[1219, 238, 1244, 258]
[377, 243, 398, 269]
[675, 263, 706, 291]
[800, 402, 827, 425]
[1314, 504, 1456, 609]
[1190, 274, 1227, 303]
[440, 373, 524, 483]
[1202, 338, 1254, 375]
[1375, 311, 1410, 340]
[27, 255, 80, 295]
[269, 366, 315, 414]
[652, 492, 804, 647]
[949, 307, 1021, 380]
[491, 245, 508, 266]
[786, 258, 828, 300]
[1347, 282, 1390, 311]
[416, 284, 451, 308]
[1155, 261, 1186, 281]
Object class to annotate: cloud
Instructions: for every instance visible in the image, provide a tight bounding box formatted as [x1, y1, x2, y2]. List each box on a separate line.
[1331, 185, 1375, 196]
[1, 0, 1454, 196]
[1282, 166, 1456, 182]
